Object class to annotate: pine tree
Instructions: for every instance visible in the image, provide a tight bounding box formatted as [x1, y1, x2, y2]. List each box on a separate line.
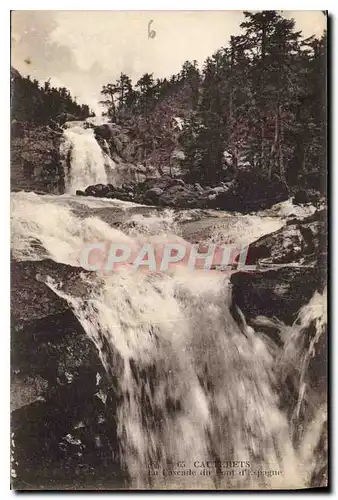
[99, 83, 118, 121]
[135, 73, 155, 115]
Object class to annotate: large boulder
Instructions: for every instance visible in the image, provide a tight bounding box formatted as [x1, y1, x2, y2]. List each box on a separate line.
[230, 209, 327, 324]
[158, 184, 196, 208]
[230, 262, 327, 485]
[293, 188, 322, 206]
[94, 123, 131, 147]
[94, 123, 121, 141]
[144, 187, 164, 204]
[11, 259, 122, 489]
[84, 184, 112, 197]
[230, 266, 325, 325]
[244, 209, 327, 268]
[293, 189, 310, 205]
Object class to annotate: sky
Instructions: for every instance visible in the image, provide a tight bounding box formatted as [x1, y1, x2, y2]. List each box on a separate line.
[11, 10, 326, 114]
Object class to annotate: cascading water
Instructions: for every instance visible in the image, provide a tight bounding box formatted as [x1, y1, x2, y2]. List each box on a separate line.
[11, 191, 327, 489]
[61, 124, 108, 193]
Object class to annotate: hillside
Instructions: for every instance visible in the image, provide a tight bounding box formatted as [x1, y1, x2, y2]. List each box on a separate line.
[98, 12, 326, 196]
[11, 10, 327, 208]
[10, 67, 93, 193]
[11, 123, 64, 193]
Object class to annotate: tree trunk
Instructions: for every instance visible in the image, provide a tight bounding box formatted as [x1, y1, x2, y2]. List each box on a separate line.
[278, 106, 288, 190]
[110, 97, 117, 122]
[269, 111, 279, 180]
[260, 119, 266, 172]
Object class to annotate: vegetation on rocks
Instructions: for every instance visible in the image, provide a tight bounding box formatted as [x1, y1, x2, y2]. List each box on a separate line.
[99, 11, 326, 200]
[11, 67, 95, 193]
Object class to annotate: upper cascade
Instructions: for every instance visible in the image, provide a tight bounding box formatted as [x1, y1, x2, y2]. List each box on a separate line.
[60, 122, 108, 193]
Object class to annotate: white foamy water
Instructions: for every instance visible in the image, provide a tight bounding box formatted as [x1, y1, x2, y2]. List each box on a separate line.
[11, 192, 286, 265]
[11, 190, 327, 489]
[259, 198, 317, 219]
[61, 124, 108, 193]
[45, 269, 307, 489]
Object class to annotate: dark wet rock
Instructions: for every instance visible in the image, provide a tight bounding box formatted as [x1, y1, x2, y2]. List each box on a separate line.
[245, 209, 327, 268]
[80, 170, 324, 215]
[81, 170, 291, 212]
[11, 395, 124, 490]
[105, 191, 117, 199]
[144, 187, 164, 204]
[94, 123, 121, 141]
[121, 182, 136, 192]
[231, 266, 325, 325]
[293, 188, 322, 206]
[81, 177, 208, 209]
[294, 189, 310, 205]
[95, 124, 134, 160]
[11, 317, 121, 490]
[11, 259, 123, 489]
[141, 176, 173, 192]
[157, 184, 192, 207]
[11, 124, 64, 194]
[84, 183, 111, 197]
[231, 209, 327, 325]
[231, 262, 327, 490]
[11, 260, 73, 330]
[76, 189, 86, 196]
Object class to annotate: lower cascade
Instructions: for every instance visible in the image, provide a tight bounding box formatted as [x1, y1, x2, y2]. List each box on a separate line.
[45, 270, 326, 489]
[11, 191, 327, 489]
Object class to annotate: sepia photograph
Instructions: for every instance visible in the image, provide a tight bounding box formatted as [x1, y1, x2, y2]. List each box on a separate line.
[10, 9, 327, 490]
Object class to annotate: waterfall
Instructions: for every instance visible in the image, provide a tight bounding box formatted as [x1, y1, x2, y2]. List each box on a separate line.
[11, 191, 327, 489]
[40, 261, 326, 489]
[61, 123, 108, 193]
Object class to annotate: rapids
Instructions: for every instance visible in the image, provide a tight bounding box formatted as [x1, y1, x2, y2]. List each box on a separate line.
[11, 190, 326, 489]
[10, 121, 327, 489]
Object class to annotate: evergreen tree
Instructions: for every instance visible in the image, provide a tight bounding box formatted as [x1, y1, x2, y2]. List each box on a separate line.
[11, 69, 92, 124]
[97, 10, 326, 191]
[99, 83, 118, 121]
[135, 73, 155, 115]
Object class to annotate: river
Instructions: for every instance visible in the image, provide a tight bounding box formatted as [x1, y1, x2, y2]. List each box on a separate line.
[10, 121, 327, 489]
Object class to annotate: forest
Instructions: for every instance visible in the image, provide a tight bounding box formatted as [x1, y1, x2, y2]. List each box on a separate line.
[11, 67, 93, 125]
[100, 11, 327, 192]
